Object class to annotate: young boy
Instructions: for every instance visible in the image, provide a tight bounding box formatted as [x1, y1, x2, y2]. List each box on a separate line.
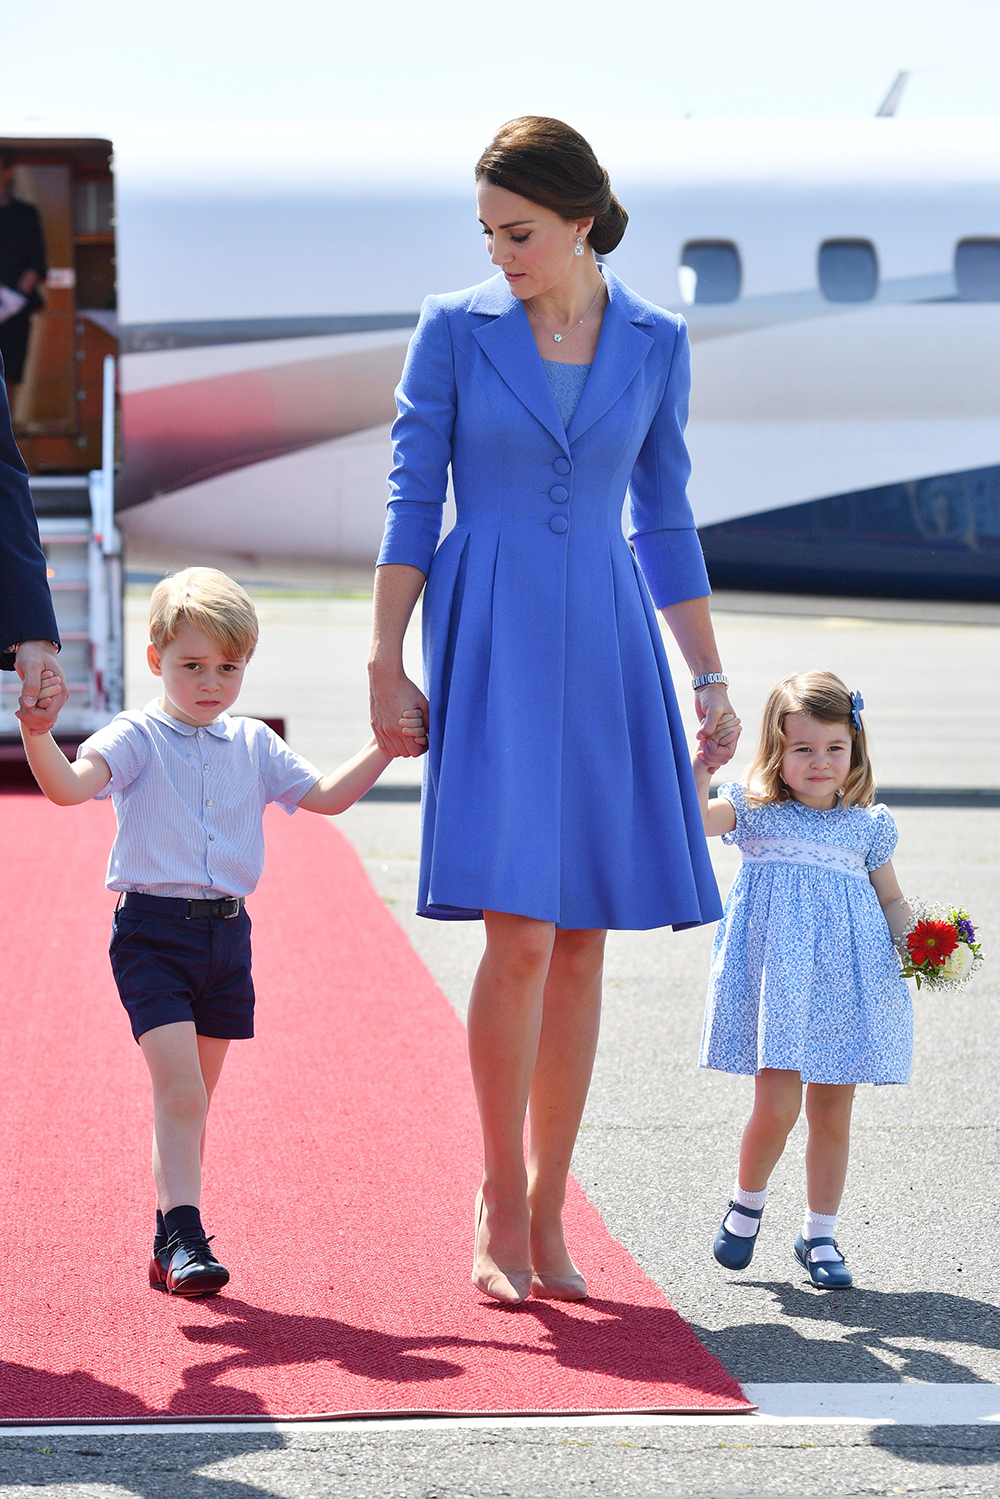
[22, 567, 423, 1297]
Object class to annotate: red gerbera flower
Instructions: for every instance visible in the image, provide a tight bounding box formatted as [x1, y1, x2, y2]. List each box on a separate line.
[906, 920, 959, 967]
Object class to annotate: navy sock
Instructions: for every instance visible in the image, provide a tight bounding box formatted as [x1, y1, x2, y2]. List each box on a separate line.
[153, 1209, 167, 1254]
[163, 1204, 205, 1243]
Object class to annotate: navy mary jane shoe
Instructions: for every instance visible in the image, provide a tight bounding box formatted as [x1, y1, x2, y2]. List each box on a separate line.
[713, 1200, 764, 1271]
[793, 1232, 853, 1289]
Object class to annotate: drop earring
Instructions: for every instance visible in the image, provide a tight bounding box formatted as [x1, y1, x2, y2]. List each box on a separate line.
[574, 236, 585, 257]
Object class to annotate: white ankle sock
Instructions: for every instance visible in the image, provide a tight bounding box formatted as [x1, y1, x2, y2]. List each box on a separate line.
[724, 1183, 767, 1237]
[803, 1208, 839, 1261]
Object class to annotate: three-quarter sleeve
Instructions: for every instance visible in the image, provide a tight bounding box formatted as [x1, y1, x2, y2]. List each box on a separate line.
[626, 320, 711, 608]
[376, 296, 457, 575]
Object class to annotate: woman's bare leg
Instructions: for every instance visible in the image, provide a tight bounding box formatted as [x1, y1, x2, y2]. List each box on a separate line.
[467, 912, 555, 1275]
[527, 927, 605, 1276]
[804, 1083, 855, 1214]
[737, 1068, 804, 1191]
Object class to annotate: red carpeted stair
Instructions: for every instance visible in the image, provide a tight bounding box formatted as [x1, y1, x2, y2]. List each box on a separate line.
[0, 795, 749, 1420]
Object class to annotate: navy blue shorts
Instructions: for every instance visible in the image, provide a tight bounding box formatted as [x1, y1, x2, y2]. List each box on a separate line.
[109, 899, 255, 1042]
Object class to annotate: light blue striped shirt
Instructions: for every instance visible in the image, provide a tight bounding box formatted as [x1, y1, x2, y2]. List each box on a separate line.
[78, 701, 322, 898]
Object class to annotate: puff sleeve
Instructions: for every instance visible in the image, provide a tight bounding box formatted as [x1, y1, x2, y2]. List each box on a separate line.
[376, 296, 456, 576]
[626, 320, 712, 608]
[718, 782, 747, 846]
[866, 804, 899, 871]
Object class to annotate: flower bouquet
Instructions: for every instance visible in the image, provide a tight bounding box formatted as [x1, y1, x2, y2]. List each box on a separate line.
[900, 901, 984, 991]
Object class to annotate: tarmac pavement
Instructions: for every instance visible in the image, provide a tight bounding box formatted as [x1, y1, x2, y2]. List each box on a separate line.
[3, 585, 998, 1498]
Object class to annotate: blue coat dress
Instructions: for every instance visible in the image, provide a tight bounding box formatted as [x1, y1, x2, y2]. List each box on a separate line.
[377, 268, 722, 932]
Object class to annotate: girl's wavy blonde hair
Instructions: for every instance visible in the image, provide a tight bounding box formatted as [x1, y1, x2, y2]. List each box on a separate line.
[745, 670, 875, 810]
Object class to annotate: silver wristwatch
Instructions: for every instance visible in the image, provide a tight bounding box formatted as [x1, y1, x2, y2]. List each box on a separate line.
[691, 672, 729, 690]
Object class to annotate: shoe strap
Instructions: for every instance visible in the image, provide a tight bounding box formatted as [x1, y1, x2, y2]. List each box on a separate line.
[804, 1235, 844, 1262]
[728, 1200, 764, 1220]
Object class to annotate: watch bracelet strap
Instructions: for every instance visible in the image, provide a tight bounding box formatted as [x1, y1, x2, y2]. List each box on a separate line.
[692, 672, 729, 690]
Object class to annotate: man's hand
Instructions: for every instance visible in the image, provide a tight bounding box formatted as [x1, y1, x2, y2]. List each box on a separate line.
[15, 640, 68, 734]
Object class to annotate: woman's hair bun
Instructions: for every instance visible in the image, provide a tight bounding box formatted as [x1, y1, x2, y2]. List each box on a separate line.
[590, 190, 628, 255]
[475, 117, 628, 255]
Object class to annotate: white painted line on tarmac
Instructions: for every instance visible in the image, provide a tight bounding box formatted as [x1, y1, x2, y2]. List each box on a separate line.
[5, 1383, 1000, 1435]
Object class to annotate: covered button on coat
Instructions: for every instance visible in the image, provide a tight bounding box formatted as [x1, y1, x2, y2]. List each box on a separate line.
[377, 268, 722, 931]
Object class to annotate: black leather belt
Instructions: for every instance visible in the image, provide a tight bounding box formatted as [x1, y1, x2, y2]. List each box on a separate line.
[120, 892, 245, 920]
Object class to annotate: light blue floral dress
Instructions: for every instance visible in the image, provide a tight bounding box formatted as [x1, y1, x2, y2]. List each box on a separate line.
[699, 785, 912, 1085]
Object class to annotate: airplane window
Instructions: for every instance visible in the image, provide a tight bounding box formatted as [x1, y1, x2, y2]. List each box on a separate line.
[955, 239, 1000, 301]
[679, 242, 741, 304]
[818, 240, 878, 303]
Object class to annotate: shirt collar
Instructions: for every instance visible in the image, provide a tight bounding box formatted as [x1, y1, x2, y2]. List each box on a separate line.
[144, 699, 234, 738]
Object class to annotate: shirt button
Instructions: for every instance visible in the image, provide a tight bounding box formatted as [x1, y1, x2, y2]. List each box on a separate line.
[203, 764, 209, 771]
[550, 485, 568, 502]
[553, 456, 571, 475]
[549, 515, 569, 534]
[208, 834, 215, 841]
[198, 730, 205, 739]
[206, 798, 212, 806]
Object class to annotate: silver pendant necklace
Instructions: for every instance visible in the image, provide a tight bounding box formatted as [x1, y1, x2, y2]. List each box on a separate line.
[527, 284, 603, 343]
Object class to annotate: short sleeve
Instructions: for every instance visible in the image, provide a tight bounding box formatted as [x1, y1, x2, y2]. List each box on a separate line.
[717, 782, 746, 845]
[259, 727, 322, 814]
[866, 804, 898, 871]
[77, 716, 151, 800]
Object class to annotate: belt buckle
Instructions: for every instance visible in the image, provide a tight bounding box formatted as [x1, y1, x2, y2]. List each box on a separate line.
[218, 898, 239, 919]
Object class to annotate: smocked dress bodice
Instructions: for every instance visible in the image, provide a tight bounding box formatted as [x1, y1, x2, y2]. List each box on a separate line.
[699, 785, 913, 1085]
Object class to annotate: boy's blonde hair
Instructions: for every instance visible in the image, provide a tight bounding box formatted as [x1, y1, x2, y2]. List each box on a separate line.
[745, 670, 876, 810]
[149, 568, 259, 660]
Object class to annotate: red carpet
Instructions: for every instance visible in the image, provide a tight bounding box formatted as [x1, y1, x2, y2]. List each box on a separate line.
[0, 795, 749, 1421]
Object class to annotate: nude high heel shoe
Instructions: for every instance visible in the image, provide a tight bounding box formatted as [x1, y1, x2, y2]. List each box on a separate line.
[530, 1265, 588, 1301]
[471, 1191, 532, 1305]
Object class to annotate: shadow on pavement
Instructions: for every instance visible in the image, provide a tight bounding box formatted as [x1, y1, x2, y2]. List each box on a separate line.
[697, 1279, 1000, 1385]
[696, 1279, 1000, 1469]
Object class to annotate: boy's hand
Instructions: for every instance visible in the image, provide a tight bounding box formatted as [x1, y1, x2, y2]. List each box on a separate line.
[398, 707, 427, 751]
[17, 668, 65, 736]
[15, 641, 68, 734]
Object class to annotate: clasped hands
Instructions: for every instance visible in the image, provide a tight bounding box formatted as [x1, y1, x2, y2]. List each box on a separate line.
[14, 642, 69, 735]
[693, 683, 741, 773]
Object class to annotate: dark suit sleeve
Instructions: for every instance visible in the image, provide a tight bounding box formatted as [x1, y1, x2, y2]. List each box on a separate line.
[0, 367, 60, 670]
[24, 202, 47, 280]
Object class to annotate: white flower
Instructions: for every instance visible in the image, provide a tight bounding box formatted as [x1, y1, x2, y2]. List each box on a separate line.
[939, 943, 976, 983]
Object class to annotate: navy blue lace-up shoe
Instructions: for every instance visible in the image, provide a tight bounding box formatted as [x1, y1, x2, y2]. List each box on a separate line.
[152, 1233, 230, 1297]
[712, 1200, 764, 1270]
[793, 1231, 853, 1288]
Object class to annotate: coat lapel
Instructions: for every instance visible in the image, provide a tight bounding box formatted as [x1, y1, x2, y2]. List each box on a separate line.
[469, 276, 570, 454]
[566, 270, 655, 444]
[467, 268, 656, 452]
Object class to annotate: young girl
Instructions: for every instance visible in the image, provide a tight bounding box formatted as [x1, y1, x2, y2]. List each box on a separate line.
[694, 671, 912, 1290]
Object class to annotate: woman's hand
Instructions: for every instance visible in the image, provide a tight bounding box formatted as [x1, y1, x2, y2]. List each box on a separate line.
[369, 666, 429, 758]
[694, 684, 741, 767]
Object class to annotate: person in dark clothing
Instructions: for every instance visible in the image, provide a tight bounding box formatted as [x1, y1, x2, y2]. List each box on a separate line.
[0, 358, 66, 726]
[0, 152, 47, 409]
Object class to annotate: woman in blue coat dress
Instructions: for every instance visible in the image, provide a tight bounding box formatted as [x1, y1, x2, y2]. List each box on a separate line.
[370, 117, 741, 1305]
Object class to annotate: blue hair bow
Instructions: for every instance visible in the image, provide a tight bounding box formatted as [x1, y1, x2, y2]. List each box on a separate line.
[850, 690, 865, 731]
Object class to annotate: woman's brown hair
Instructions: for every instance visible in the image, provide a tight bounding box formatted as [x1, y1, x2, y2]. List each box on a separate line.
[745, 671, 876, 810]
[475, 117, 628, 256]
